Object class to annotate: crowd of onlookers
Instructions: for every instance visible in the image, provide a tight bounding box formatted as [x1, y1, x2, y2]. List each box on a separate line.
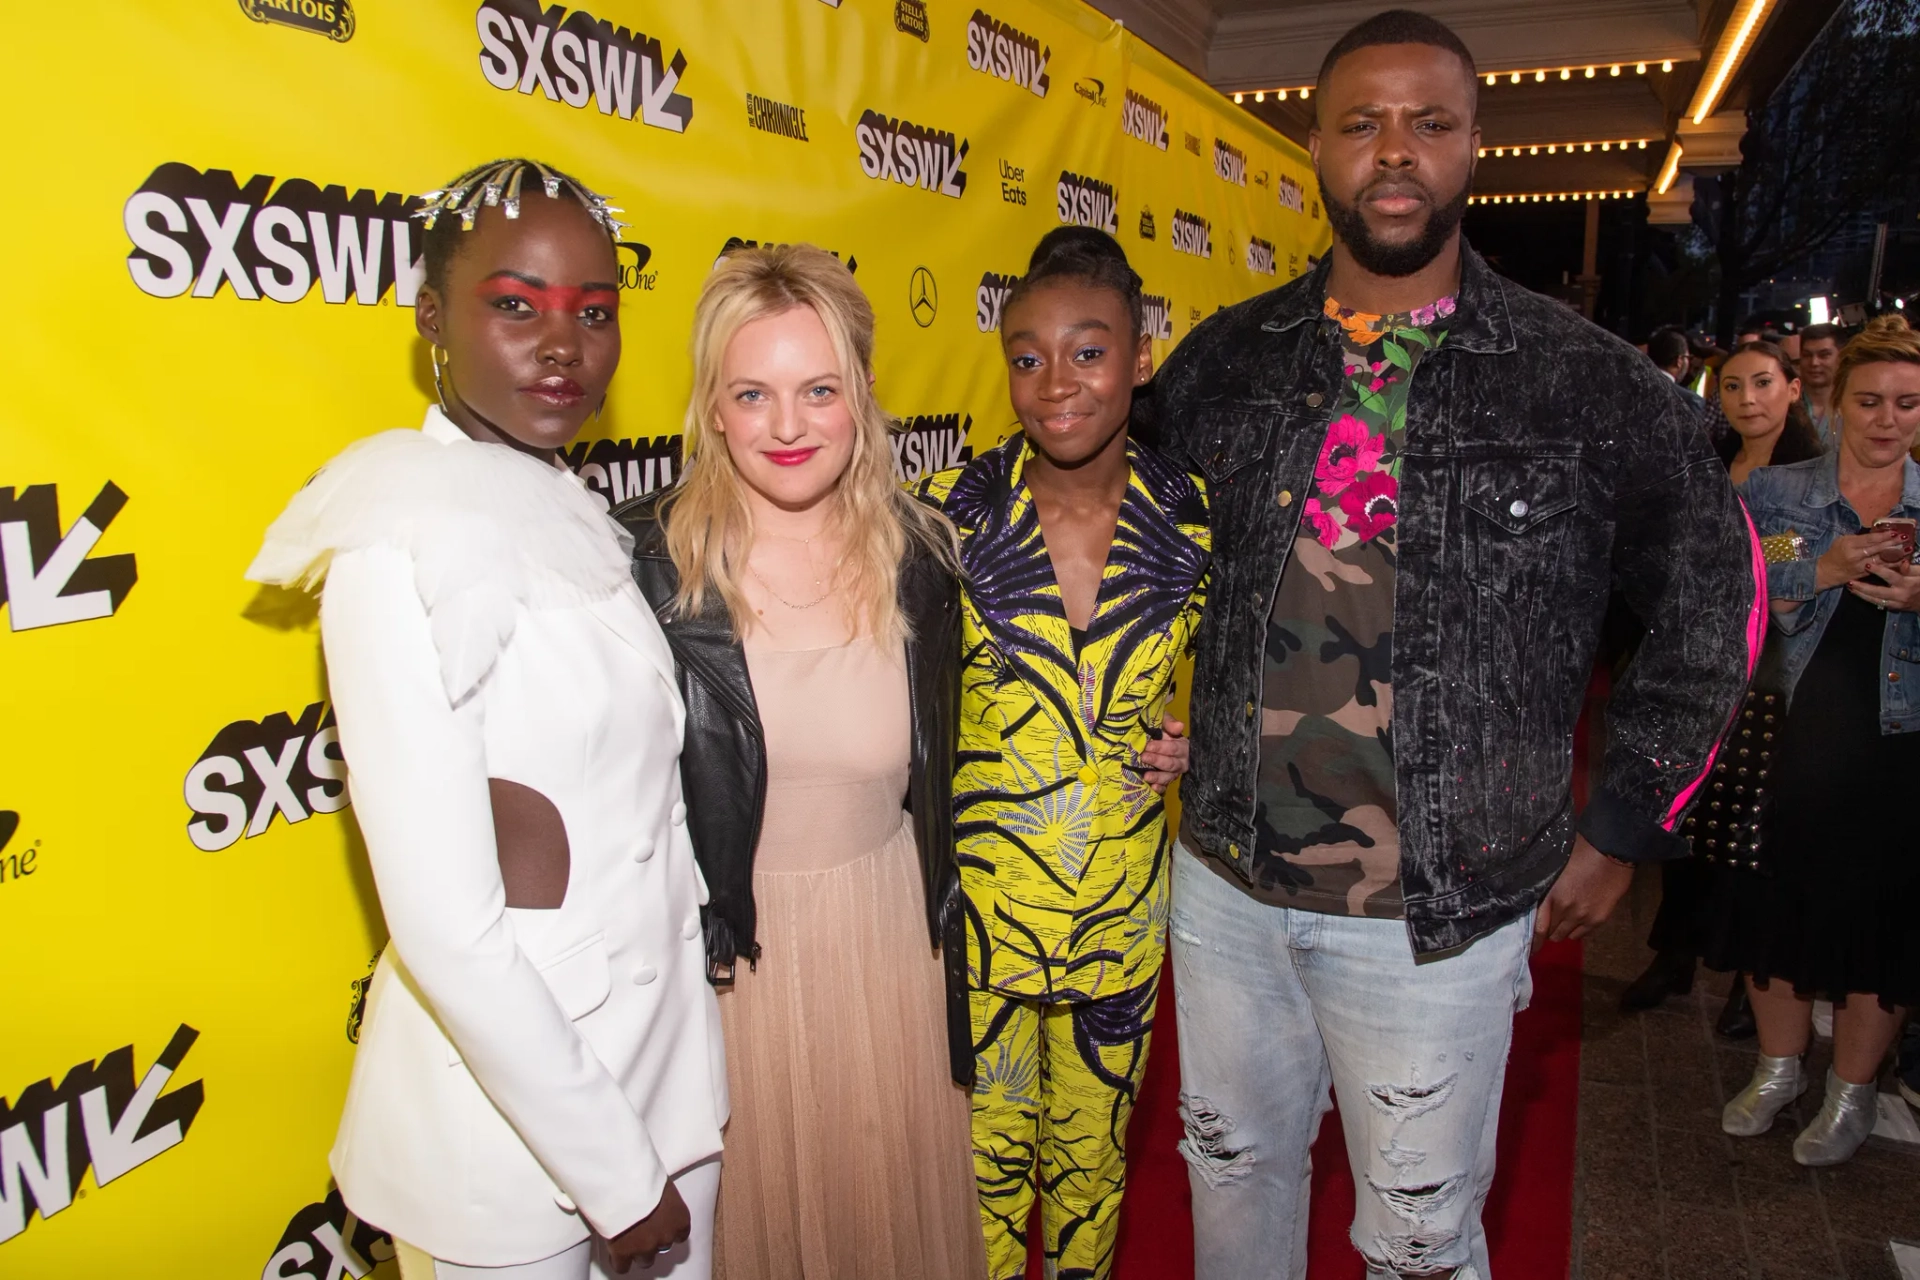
[1618, 312, 1920, 1168]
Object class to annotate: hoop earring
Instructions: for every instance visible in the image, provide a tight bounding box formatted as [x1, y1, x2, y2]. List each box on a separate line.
[431, 345, 451, 414]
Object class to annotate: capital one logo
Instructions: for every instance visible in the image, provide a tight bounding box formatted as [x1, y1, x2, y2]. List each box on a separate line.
[124, 163, 423, 306]
[0, 1025, 204, 1243]
[477, 0, 693, 132]
[184, 702, 347, 853]
[0, 484, 136, 632]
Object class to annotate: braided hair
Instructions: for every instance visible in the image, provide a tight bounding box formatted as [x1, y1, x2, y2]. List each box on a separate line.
[414, 158, 626, 295]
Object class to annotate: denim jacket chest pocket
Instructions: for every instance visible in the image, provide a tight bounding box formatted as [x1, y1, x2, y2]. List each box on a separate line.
[1458, 455, 1583, 598]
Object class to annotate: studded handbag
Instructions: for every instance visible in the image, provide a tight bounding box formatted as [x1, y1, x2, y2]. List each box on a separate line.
[1681, 643, 1789, 876]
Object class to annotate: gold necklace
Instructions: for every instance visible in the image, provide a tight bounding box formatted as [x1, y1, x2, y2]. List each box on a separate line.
[747, 531, 836, 610]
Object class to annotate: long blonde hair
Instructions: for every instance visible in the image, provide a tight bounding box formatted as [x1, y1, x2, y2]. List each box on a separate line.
[660, 244, 957, 640]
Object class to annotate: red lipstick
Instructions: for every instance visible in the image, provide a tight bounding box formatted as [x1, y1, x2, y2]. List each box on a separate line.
[521, 376, 586, 406]
[764, 447, 820, 467]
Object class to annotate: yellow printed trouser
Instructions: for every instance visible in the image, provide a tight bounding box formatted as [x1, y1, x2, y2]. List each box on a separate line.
[970, 972, 1159, 1280]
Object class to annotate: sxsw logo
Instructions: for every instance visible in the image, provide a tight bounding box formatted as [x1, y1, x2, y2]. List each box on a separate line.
[856, 110, 969, 199]
[891, 414, 974, 484]
[1122, 88, 1169, 150]
[0, 1025, 204, 1244]
[476, 0, 693, 133]
[1056, 171, 1117, 234]
[1142, 293, 1174, 341]
[262, 1187, 395, 1280]
[975, 271, 1018, 333]
[1278, 173, 1306, 213]
[1246, 236, 1277, 276]
[124, 164, 422, 305]
[1171, 209, 1213, 258]
[0, 484, 136, 632]
[715, 236, 858, 275]
[561, 436, 683, 511]
[1213, 139, 1248, 186]
[965, 10, 1049, 97]
[183, 702, 347, 853]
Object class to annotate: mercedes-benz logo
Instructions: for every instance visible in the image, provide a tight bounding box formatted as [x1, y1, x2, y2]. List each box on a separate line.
[909, 266, 938, 328]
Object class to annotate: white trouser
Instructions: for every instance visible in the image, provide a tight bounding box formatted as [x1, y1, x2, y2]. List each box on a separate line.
[395, 1157, 721, 1280]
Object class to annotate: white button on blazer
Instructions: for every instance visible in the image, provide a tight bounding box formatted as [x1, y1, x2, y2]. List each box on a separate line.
[249, 409, 726, 1268]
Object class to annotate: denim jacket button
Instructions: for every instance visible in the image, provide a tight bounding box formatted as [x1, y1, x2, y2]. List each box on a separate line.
[1278, 489, 1294, 507]
[1891, 672, 1902, 683]
[1306, 392, 1324, 408]
[1509, 498, 1530, 518]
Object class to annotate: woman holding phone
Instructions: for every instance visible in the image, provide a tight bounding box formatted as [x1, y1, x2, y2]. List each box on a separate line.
[1706, 314, 1920, 1167]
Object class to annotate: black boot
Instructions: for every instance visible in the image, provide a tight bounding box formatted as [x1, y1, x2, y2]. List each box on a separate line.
[1716, 980, 1757, 1040]
[1620, 950, 1696, 1013]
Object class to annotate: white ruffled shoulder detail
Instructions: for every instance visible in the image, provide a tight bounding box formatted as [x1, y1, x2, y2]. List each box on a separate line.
[247, 408, 635, 703]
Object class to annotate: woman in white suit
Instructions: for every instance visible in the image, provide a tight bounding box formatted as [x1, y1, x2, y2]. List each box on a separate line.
[249, 159, 725, 1279]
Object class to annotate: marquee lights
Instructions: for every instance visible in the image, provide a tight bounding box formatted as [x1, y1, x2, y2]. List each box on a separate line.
[1654, 140, 1686, 194]
[1477, 139, 1653, 157]
[1240, 56, 1687, 103]
[1468, 190, 1642, 205]
[1689, 0, 1775, 123]
[1233, 86, 1310, 104]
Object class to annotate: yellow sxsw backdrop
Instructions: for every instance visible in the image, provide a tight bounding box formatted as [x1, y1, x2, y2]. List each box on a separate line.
[0, 1, 1327, 1272]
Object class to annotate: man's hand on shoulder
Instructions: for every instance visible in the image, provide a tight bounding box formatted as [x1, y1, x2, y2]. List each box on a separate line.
[1535, 836, 1634, 945]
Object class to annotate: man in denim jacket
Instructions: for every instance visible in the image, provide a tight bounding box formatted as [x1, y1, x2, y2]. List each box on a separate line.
[1139, 12, 1761, 1278]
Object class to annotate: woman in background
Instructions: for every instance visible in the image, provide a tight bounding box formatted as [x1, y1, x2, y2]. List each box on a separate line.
[1718, 340, 1826, 486]
[619, 245, 983, 1279]
[250, 159, 724, 1278]
[1709, 315, 1920, 1167]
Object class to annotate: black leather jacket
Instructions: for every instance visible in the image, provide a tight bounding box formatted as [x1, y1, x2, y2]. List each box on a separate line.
[1139, 243, 1757, 955]
[614, 499, 973, 1085]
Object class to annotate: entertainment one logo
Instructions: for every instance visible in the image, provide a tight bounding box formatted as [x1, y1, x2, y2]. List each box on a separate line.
[1278, 173, 1306, 213]
[241, 0, 355, 41]
[0, 483, 136, 633]
[0, 1025, 204, 1244]
[1142, 293, 1174, 341]
[476, 0, 693, 133]
[183, 702, 347, 853]
[1170, 210, 1213, 259]
[262, 1187, 395, 1280]
[1056, 171, 1117, 234]
[747, 92, 809, 141]
[975, 271, 1018, 332]
[856, 111, 969, 198]
[124, 164, 421, 305]
[1246, 236, 1277, 276]
[716, 236, 858, 275]
[965, 10, 1049, 97]
[1214, 139, 1248, 186]
[891, 414, 974, 484]
[1122, 89, 1169, 150]
[560, 436, 683, 511]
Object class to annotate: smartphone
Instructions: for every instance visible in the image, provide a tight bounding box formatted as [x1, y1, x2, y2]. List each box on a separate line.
[1873, 516, 1918, 564]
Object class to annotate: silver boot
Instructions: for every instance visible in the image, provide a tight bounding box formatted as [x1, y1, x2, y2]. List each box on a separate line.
[1792, 1070, 1880, 1166]
[1722, 1053, 1808, 1136]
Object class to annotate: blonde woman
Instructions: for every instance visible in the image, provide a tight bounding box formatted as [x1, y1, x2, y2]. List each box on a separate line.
[614, 245, 984, 1279]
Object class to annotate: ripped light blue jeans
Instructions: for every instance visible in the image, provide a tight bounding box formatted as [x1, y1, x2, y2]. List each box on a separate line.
[1169, 844, 1534, 1280]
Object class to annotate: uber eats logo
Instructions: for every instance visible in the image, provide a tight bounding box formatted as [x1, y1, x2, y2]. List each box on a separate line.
[0, 483, 136, 632]
[1122, 88, 1169, 150]
[976, 271, 1018, 332]
[1213, 139, 1248, 186]
[476, 0, 693, 133]
[1246, 236, 1277, 276]
[1171, 210, 1213, 259]
[124, 164, 422, 305]
[0, 1025, 204, 1244]
[891, 414, 974, 484]
[856, 111, 969, 198]
[1056, 171, 1117, 234]
[965, 10, 1049, 98]
[184, 702, 347, 853]
[561, 436, 683, 511]
[263, 1187, 395, 1280]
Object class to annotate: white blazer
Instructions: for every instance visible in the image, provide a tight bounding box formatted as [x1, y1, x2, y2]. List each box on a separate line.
[249, 409, 725, 1267]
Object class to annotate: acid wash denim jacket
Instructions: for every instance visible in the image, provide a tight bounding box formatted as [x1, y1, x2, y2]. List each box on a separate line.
[1741, 452, 1920, 733]
[1138, 244, 1764, 955]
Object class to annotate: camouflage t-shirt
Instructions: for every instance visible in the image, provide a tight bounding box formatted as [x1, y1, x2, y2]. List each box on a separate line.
[1243, 294, 1455, 918]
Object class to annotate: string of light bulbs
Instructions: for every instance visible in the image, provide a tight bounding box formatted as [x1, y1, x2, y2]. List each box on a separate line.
[1468, 190, 1644, 205]
[1479, 139, 1653, 157]
[1230, 59, 1682, 103]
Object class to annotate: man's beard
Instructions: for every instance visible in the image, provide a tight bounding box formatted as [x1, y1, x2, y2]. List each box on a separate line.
[1318, 168, 1470, 278]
